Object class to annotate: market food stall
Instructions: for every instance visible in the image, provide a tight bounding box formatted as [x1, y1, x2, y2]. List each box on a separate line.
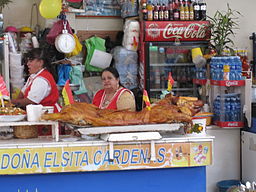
[0, 124, 213, 192]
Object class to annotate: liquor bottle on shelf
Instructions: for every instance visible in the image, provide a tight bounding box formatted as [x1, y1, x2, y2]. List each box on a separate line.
[193, 0, 200, 20]
[153, 3, 159, 20]
[142, 2, 148, 20]
[163, 4, 169, 20]
[173, 0, 180, 20]
[179, 0, 185, 20]
[189, 0, 195, 20]
[199, 0, 207, 20]
[184, 0, 189, 20]
[147, 1, 154, 21]
[169, 0, 175, 20]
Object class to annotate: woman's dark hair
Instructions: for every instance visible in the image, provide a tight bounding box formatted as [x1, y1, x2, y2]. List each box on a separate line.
[24, 48, 58, 82]
[102, 67, 123, 86]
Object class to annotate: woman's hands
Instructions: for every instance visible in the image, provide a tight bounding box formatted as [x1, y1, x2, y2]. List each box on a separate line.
[11, 98, 36, 109]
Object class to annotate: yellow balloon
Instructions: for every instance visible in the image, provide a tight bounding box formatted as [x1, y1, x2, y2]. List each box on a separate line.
[39, 0, 62, 19]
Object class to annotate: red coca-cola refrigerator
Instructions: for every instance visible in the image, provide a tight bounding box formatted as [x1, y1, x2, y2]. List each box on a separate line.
[139, 21, 210, 101]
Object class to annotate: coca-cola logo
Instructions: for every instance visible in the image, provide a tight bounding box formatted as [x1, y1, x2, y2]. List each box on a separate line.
[147, 23, 160, 39]
[227, 122, 239, 127]
[225, 81, 238, 86]
[163, 23, 209, 39]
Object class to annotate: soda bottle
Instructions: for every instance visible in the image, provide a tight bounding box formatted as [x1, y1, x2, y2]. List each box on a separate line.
[184, 0, 189, 20]
[147, 1, 154, 21]
[158, 47, 166, 64]
[193, 0, 200, 20]
[179, 0, 185, 20]
[189, 0, 195, 20]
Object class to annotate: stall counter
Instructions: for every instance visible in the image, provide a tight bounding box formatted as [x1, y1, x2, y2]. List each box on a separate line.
[0, 132, 214, 192]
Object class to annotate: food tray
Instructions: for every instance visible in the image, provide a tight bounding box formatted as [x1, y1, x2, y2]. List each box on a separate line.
[78, 123, 183, 135]
[0, 115, 26, 122]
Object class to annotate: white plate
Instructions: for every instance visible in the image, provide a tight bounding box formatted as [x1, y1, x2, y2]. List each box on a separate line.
[0, 115, 26, 122]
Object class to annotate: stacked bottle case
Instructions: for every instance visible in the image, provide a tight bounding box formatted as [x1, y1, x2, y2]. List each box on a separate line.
[210, 56, 245, 128]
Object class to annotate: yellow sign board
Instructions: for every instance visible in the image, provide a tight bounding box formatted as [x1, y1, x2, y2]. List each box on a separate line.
[0, 142, 212, 175]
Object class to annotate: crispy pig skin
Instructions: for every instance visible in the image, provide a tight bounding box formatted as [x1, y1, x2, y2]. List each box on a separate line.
[41, 100, 192, 126]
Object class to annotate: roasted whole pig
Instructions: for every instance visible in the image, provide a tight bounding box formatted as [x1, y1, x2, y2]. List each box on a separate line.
[41, 101, 192, 127]
[156, 94, 204, 116]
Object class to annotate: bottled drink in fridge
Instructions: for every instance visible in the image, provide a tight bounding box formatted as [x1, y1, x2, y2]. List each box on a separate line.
[158, 47, 166, 64]
[149, 46, 158, 64]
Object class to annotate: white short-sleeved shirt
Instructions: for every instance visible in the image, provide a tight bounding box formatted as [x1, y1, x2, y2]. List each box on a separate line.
[21, 70, 51, 104]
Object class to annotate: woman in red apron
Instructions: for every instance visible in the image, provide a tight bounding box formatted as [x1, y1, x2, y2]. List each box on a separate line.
[11, 48, 61, 135]
[93, 67, 136, 111]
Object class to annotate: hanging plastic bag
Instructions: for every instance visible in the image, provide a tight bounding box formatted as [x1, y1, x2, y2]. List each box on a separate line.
[46, 20, 73, 45]
[84, 36, 106, 72]
[57, 64, 72, 85]
[66, 34, 82, 58]
[70, 65, 87, 95]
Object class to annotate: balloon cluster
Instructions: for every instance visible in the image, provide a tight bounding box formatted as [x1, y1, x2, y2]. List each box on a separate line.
[39, 0, 62, 19]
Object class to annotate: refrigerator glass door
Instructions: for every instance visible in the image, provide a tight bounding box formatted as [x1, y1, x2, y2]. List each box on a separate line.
[147, 42, 207, 101]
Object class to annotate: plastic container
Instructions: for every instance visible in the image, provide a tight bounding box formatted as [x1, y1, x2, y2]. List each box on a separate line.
[216, 180, 240, 192]
[193, 112, 213, 126]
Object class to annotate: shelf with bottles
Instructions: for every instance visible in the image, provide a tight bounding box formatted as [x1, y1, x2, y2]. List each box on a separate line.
[212, 93, 244, 128]
[149, 65, 194, 89]
[141, 0, 207, 22]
